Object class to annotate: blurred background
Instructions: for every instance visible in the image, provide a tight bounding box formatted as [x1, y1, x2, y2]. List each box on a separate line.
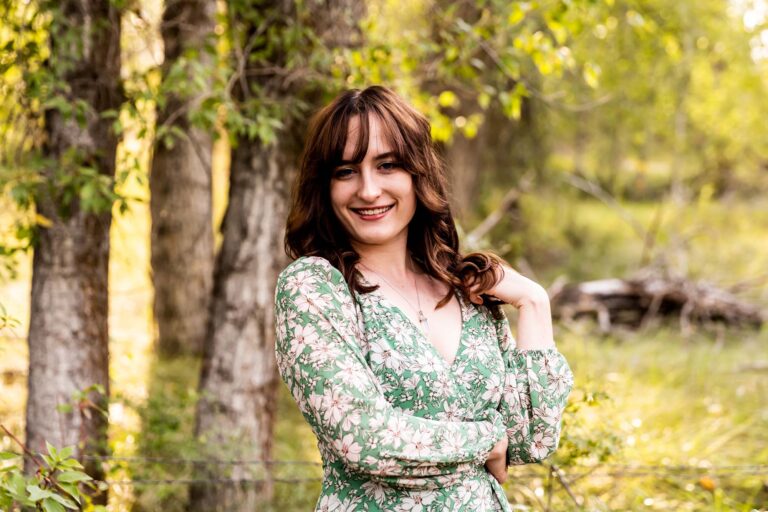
[1, 0, 767, 510]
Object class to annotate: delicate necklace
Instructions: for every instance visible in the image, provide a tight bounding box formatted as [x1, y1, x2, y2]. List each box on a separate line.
[359, 262, 430, 334]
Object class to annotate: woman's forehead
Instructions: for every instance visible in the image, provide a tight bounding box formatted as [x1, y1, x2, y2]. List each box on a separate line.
[341, 113, 397, 162]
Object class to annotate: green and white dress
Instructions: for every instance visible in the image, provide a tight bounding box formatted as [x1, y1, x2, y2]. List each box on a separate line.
[274, 256, 573, 511]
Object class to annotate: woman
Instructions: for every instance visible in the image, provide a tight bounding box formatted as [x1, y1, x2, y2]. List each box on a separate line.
[274, 85, 573, 511]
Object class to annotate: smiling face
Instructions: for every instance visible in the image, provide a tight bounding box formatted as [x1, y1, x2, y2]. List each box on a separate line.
[329, 114, 417, 251]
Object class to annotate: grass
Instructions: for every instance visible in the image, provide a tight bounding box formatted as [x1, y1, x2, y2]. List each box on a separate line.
[1, 193, 767, 510]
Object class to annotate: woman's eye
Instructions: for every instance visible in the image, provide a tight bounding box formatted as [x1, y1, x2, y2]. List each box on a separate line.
[379, 161, 401, 171]
[333, 168, 355, 179]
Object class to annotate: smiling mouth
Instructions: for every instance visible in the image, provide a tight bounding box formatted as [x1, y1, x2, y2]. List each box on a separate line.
[350, 204, 394, 216]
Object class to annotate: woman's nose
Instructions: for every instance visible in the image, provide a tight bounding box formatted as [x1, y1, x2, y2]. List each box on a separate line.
[357, 169, 381, 201]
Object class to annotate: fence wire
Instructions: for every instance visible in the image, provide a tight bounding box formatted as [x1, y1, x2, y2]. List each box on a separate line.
[65, 455, 768, 487]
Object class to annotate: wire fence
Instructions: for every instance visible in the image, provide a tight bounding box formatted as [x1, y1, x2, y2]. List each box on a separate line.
[60, 455, 768, 487]
[5, 453, 767, 510]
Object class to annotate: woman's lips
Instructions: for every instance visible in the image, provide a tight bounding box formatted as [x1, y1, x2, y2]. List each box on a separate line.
[351, 204, 394, 220]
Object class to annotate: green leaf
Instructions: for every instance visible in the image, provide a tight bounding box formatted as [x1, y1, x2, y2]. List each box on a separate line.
[46, 441, 57, 460]
[56, 471, 92, 483]
[10, 472, 27, 498]
[42, 497, 66, 512]
[49, 493, 77, 509]
[58, 446, 74, 460]
[27, 484, 55, 501]
[57, 482, 81, 503]
[56, 403, 74, 414]
[0, 451, 20, 460]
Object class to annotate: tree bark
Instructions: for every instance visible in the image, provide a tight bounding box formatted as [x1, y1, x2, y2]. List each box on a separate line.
[150, 0, 216, 358]
[25, 0, 122, 503]
[190, 1, 364, 509]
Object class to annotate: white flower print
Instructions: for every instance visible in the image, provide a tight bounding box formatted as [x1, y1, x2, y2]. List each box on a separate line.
[341, 409, 361, 431]
[334, 358, 368, 387]
[481, 373, 504, 403]
[274, 256, 573, 512]
[431, 373, 454, 398]
[418, 353, 441, 374]
[456, 479, 480, 504]
[287, 323, 318, 362]
[369, 339, 404, 371]
[393, 491, 437, 512]
[380, 416, 411, 448]
[333, 434, 362, 463]
[529, 431, 556, 460]
[321, 387, 354, 425]
[404, 428, 435, 458]
[440, 429, 465, 455]
[361, 480, 390, 503]
[308, 339, 342, 366]
[316, 493, 342, 512]
[462, 335, 484, 361]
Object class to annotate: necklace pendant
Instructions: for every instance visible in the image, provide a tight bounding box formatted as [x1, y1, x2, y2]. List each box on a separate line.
[418, 311, 429, 333]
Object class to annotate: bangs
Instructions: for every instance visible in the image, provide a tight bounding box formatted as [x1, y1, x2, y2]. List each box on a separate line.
[323, 105, 408, 172]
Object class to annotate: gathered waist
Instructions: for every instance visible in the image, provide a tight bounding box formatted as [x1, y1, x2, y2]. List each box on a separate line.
[323, 456, 492, 491]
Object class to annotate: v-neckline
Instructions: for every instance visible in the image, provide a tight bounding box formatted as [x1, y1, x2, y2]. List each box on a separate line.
[359, 275, 468, 369]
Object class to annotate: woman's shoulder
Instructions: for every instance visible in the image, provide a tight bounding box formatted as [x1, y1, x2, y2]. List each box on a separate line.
[277, 255, 344, 289]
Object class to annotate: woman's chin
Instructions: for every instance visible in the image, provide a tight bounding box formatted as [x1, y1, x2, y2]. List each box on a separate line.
[351, 230, 401, 246]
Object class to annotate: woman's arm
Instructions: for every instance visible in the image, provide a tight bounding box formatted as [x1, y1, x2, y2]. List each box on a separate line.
[468, 263, 555, 349]
[492, 306, 574, 465]
[275, 257, 506, 487]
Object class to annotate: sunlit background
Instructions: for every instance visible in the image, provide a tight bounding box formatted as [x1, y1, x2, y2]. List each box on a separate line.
[2, 0, 768, 510]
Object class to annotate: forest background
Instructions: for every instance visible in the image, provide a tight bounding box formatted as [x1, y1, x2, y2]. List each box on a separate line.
[1, 0, 767, 510]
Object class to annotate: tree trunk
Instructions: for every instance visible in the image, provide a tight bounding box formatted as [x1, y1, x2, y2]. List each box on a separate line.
[190, 135, 291, 511]
[190, 1, 364, 509]
[25, 0, 122, 503]
[150, 0, 216, 358]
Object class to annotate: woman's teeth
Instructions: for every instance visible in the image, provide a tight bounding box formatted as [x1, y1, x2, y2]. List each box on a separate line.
[355, 205, 393, 215]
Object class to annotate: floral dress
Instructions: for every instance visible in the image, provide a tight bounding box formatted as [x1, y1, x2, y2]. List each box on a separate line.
[274, 256, 574, 511]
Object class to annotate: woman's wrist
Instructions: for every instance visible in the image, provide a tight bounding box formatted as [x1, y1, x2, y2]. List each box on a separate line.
[490, 269, 548, 309]
[515, 293, 556, 350]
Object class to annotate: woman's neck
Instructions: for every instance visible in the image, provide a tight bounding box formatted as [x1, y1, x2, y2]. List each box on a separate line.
[352, 240, 419, 283]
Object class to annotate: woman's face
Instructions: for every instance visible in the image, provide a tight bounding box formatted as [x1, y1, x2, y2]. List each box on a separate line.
[329, 114, 417, 250]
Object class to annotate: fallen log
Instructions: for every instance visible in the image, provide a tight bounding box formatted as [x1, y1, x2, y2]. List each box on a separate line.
[549, 272, 765, 332]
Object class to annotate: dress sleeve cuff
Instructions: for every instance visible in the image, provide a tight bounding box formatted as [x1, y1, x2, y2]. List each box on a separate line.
[473, 408, 507, 465]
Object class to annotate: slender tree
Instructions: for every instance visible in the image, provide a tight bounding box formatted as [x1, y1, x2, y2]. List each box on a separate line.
[190, 0, 364, 509]
[150, 0, 217, 358]
[24, 0, 122, 501]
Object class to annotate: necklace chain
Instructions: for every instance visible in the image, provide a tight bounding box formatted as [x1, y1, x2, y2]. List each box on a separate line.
[359, 262, 430, 334]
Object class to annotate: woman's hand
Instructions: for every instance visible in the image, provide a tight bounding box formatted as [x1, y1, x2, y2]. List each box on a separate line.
[484, 435, 508, 484]
[467, 264, 548, 309]
[468, 263, 556, 350]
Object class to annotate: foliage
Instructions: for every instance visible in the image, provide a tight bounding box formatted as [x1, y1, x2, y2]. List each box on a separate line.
[0, 0, 131, 285]
[0, 434, 106, 512]
[346, 0, 610, 143]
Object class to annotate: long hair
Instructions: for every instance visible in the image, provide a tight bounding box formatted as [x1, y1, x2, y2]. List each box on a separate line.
[284, 85, 506, 318]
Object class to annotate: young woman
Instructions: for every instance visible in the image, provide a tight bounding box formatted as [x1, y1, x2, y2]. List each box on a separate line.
[274, 85, 573, 511]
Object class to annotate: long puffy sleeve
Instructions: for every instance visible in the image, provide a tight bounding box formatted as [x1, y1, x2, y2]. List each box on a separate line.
[492, 307, 574, 465]
[274, 256, 506, 487]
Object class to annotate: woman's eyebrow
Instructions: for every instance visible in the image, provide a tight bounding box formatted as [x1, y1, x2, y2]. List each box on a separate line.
[373, 151, 397, 161]
[335, 151, 398, 166]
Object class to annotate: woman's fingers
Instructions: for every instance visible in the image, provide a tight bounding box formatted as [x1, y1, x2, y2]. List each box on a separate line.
[485, 457, 508, 484]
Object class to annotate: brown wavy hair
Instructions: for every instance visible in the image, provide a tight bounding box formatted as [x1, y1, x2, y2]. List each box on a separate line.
[284, 85, 506, 318]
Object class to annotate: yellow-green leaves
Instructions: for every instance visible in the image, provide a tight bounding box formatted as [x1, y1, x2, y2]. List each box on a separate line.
[437, 90, 459, 108]
[583, 62, 601, 88]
